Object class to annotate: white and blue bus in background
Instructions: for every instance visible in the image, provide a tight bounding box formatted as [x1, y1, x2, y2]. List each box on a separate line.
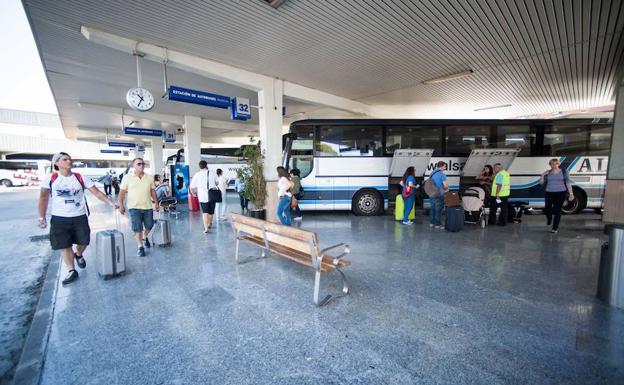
[282, 119, 612, 215]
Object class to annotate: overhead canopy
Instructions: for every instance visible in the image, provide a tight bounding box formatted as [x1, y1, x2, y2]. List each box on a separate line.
[23, 0, 624, 145]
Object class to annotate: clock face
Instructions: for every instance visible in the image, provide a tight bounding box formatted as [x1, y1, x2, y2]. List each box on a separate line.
[126, 87, 154, 111]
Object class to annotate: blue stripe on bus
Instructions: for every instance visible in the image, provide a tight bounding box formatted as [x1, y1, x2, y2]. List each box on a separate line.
[567, 156, 581, 170]
[303, 185, 389, 191]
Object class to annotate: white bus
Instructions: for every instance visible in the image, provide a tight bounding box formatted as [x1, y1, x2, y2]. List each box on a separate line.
[69, 159, 130, 180]
[282, 119, 612, 215]
[0, 159, 49, 187]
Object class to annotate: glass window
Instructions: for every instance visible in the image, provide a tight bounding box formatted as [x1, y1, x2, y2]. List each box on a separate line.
[445, 126, 490, 156]
[317, 125, 383, 157]
[288, 127, 314, 178]
[589, 125, 612, 155]
[493, 125, 534, 156]
[385, 126, 442, 155]
[289, 139, 314, 179]
[543, 125, 590, 156]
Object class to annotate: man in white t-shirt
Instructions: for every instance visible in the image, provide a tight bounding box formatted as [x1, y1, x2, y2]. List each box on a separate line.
[38, 152, 117, 285]
[190, 160, 218, 233]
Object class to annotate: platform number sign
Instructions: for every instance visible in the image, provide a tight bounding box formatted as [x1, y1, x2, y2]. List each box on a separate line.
[231, 97, 251, 121]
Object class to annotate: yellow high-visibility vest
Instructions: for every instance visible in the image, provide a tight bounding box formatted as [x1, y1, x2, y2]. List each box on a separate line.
[491, 170, 511, 197]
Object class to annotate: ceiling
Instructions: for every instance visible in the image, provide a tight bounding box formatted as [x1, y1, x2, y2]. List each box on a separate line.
[24, 0, 624, 143]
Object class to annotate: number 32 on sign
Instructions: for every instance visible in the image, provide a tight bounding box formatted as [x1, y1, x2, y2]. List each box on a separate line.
[231, 97, 251, 121]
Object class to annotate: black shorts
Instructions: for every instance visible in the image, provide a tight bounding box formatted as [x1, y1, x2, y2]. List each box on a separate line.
[49, 215, 91, 250]
[200, 201, 216, 215]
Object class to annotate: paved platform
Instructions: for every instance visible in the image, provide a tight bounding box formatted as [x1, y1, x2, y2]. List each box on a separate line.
[0, 189, 51, 384]
[27, 195, 624, 384]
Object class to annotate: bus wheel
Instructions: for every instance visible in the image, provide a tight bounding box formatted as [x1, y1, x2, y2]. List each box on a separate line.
[1, 179, 12, 187]
[352, 189, 383, 216]
[561, 187, 586, 215]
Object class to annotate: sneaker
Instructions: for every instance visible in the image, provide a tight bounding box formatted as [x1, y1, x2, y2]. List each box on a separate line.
[429, 223, 435, 228]
[293, 216, 303, 221]
[137, 246, 146, 257]
[144, 238, 151, 248]
[549, 228, 558, 234]
[74, 253, 86, 269]
[435, 225, 444, 229]
[402, 220, 413, 225]
[62, 269, 79, 285]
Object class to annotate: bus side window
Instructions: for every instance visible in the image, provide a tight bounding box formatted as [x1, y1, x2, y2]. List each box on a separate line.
[385, 126, 442, 155]
[317, 125, 382, 157]
[544, 124, 592, 156]
[493, 125, 533, 156]
[445, 126, 490, 157]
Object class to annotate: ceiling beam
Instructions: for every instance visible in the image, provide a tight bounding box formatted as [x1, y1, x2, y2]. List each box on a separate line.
[81, 26, 376, 116]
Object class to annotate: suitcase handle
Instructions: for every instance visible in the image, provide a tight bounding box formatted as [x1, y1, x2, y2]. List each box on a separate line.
[115, 209, 121, 231]
[116, 245, 121, 264]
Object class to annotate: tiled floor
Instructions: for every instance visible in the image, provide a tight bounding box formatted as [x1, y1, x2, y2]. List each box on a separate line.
[39, 197, 624, 384]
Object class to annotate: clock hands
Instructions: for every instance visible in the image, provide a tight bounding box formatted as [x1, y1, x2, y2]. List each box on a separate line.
[137, 94, 144, 106]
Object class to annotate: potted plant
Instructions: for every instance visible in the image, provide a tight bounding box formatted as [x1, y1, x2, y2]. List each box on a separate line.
[236, 142, 267, 219]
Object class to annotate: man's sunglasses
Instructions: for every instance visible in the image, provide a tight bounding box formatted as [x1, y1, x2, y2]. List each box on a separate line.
[135, 162, 145, 166]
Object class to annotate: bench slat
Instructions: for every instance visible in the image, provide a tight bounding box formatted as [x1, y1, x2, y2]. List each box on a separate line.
[238, 235, 350, 272]
[232, 213, 317, 243]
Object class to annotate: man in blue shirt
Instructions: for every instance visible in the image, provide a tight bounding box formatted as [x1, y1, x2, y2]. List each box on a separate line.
[429, 161, 449, 229]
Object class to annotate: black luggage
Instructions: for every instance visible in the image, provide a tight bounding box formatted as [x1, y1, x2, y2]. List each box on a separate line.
[507, 202, 526, 223]
[445, 206, 464, 232]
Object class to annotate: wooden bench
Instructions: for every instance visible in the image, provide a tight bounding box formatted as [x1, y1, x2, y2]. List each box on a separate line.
[230, 213, 352, 306]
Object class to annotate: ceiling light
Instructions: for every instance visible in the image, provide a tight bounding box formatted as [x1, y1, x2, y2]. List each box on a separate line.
[423, 70, 473, 84]
[260, 0, 288, 9]
[474, 104, 512, 112]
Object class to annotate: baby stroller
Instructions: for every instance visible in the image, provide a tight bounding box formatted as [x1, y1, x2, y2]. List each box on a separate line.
[462, 186, 487, 228]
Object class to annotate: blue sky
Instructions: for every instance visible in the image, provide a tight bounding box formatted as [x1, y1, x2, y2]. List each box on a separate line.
[0, 0, 57, 114]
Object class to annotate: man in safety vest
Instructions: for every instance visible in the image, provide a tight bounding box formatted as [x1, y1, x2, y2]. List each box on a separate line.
[488, 163, 511, 226]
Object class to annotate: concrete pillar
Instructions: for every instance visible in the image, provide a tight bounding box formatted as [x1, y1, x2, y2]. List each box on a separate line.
[604, 78, 624, 224]
[148, 138, 163, 176]
[184, 115, 202, 176]
[258, 79, 284, 222]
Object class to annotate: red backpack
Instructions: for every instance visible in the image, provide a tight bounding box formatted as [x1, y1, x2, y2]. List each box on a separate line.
[49, 172, 90, 215]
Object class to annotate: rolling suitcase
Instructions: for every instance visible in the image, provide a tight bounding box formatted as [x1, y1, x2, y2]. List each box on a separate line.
[151, 210, 172, 247]
[445, 206, 464, 232]
[395, 194, 415, 221]
[96, 211, 126, 279]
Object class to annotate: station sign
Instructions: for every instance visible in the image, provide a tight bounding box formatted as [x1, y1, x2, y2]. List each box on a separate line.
[168, 85, 230, 109]
[107, 141, 137, 148]
[163, 131, 176, 143]
[137, 146, 145, 152]
[230, 97, 251, 121]
[100, 149, 122, 154]
[123, 127, 163, 137]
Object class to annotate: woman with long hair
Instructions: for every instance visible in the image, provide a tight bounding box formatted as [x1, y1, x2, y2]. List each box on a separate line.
[401, 166, 417, 225]
[276, 166, 293, 225]
[476, 164, 494, 200]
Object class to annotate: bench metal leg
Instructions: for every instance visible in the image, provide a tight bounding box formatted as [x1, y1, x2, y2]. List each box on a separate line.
[236, 246, 269, 264]
[235, 238, 240, 263]
[313, 268, 350, 307]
